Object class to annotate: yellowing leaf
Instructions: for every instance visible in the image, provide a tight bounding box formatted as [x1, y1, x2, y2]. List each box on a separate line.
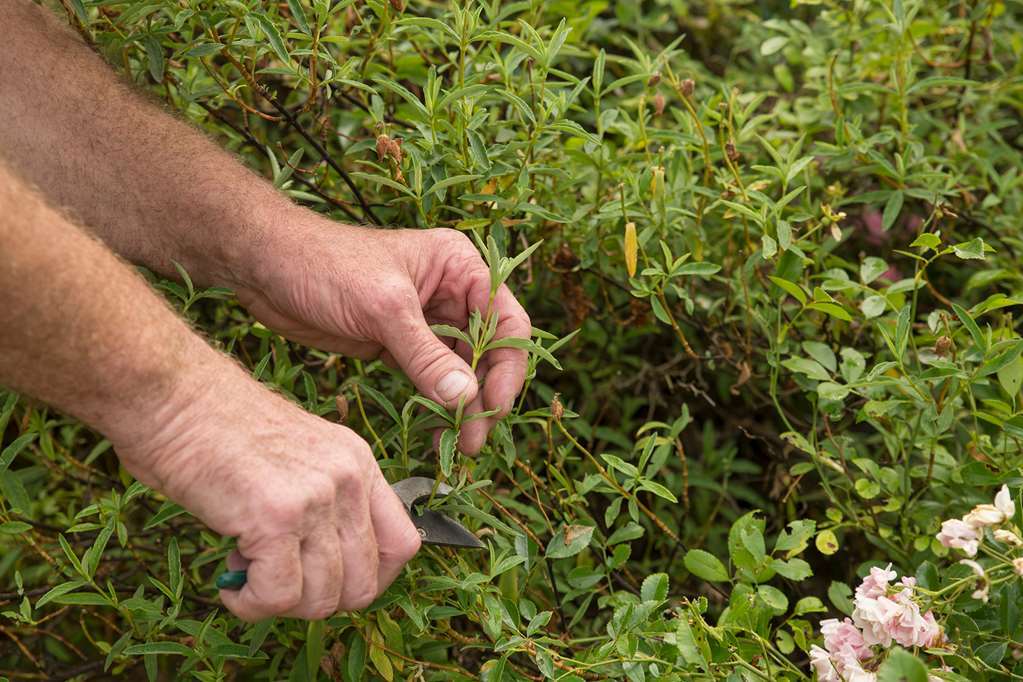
[624, 221, 638, 277]
[368, 626, 394, 681]
[816, 529, 839, 555]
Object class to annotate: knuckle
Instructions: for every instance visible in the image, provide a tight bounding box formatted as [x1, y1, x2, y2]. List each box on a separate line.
[304, 600, 338, 621]
[265, 586, 302, 614]
[342, 587, 378, 611]
[375, 278, 416, 317]
[263, 497, 305, 527]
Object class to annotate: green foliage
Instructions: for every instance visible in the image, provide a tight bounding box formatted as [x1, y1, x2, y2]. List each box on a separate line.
[3, 0, 1023, 679]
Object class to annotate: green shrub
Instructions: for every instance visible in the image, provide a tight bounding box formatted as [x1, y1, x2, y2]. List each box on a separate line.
[2, 0, 1023, 679]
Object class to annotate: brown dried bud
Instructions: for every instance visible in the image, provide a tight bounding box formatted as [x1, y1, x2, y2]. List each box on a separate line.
[389, 0, 405, 12]
[653, 93, 666, 116]
[375, 134, 403, 164]
[934, 336, 954, 357]
[647, 71, 661, 87]
[680, 78, 695, 98]
[375, 134, 391, 161]
[335, 394, 349, 423]
[550, 394, 564, 421]
[344, 5, 357, 31]
[725, 141, 740, 163]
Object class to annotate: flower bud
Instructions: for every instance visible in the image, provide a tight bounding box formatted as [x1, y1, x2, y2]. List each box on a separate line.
[389, 0, 405, 11]
[550, 394, 564, 421]
[681, 78, 695, 98]
[1014, 558, 1023, 577]
[376, 134, 391, 161]
[994, 529, 1022, 547]
[934, 335, 954, 357]
[647, 71, 661, 87]
[653, 93, 666, 116]
[725, 141, 740, 163]
[335, 394, 349, 424]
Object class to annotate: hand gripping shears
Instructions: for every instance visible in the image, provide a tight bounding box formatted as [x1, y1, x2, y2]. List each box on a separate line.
[215, 476, 484, 590]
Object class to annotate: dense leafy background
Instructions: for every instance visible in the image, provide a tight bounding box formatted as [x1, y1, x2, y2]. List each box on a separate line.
[2, 0, 1023, 679]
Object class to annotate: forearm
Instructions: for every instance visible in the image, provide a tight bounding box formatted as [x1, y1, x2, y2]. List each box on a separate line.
[0, 1, 302, 288]
[0, 162, 236, 455]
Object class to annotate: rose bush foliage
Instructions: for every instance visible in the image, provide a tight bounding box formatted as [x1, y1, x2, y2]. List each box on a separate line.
[2, 0, 1023, 680]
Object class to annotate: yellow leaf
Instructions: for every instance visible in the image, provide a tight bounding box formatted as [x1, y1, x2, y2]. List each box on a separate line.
[368, 626, 394, 682]
[815, 529, 839, 555]
[624, 221, 638, 277]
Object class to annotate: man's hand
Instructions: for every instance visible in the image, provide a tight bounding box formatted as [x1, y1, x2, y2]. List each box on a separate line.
[117, 372, 421, 622]
[237, 221, 531, 455]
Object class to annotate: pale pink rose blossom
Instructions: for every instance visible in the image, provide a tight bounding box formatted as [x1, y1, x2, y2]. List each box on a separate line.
[821, 618, 871, 660]
[810, 645, 841, 682]
[856, 564, 897, 599]
[959, 559, 985, 578]
[1013, 558, 1023, 577]
[936, 518, 980, 556]
[994, 485, 1015, 520]
[964, 503, 1004, 528]
[993, 529, 1022, 546]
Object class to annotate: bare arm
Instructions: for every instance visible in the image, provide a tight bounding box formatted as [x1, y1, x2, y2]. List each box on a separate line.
[0, 0, 531, 454]
[0, 0, 283, 287]
[0, 164, 420, 621]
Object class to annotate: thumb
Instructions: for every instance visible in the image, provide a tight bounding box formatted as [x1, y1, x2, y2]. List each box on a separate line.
[381, 310, 478, 409]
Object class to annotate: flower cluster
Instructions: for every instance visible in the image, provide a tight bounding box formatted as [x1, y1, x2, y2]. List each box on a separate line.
[934, 485, 1022, 602]
[936, 485, 1017, 557]
[810, 565, 943, 682]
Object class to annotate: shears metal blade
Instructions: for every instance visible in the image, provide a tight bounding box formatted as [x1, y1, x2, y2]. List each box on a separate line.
[216, 476, 482, 590]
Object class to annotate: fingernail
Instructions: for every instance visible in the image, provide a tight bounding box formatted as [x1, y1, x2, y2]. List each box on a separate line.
[436, 371, 471, 401]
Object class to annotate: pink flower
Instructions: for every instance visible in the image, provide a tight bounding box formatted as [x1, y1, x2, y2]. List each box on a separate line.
[1014, 558, 1023, 577]
[995, 485, 1015, 520]
[964, 503, 1005, 528]
[856, 564, 897, 599]
[852, 570, 943, 649]
[821, 618, 871, 660]
[936, 518, 980, 556]
[810, 646, 841, 682]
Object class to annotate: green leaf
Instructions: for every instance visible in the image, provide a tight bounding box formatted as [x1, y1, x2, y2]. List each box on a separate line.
[773, 519, 816, 558]
[882, 191, 903, 230]
[953, 237, 986, 260]
[760, 36, 788, 55]
[34, 580, 87, 609]
[860, 257, 888, 284]
[997, 354, 1023, 398]
[124, 642, 197, 657]
[877, 647, 929, 682]
[782, 357, 831, 381]
[828, 580, 853, 614]
[910, 232, 941, 250]
[0, 521, 32, 534]
[546, 524, 594, 559]
[439, 428, 457, 477]
[861, 295, 887, 319]
[769, 557, 812, 580]
[143, 35, 165, 83]
[807, 302, 852, 322]
[286, 0, 310, 33]
[768, 276, 807, 305]
[683, 549, 729, 582]
[952, 302, 987, 354]
[757, 585, 789, 613]
[254, 13, 291, 65]
[793, 596, 826, 616]
[640, 573, 669, 602]
[430, 324, 472, 345]
[802, 342, 836, 372]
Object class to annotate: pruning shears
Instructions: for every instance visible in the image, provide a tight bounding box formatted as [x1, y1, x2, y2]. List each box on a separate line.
[215, 477, 484, 590]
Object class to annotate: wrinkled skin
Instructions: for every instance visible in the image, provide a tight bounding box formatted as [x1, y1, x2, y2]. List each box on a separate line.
[237, 221, 532, 454]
